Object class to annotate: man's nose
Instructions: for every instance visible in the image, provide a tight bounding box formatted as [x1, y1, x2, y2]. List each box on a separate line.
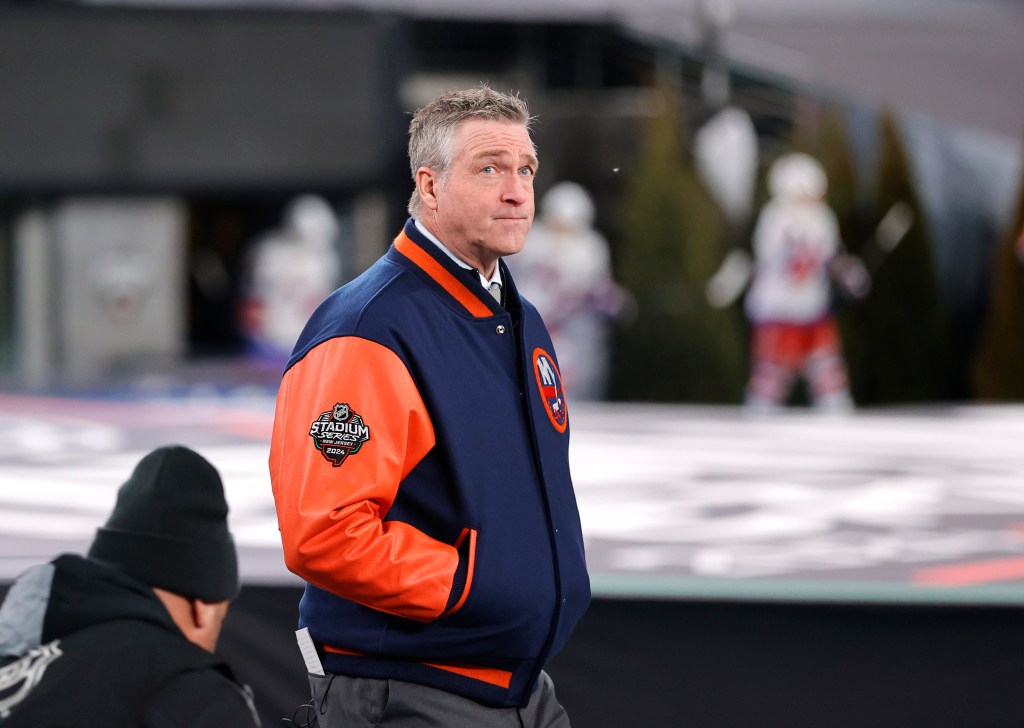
[501, 174, 530, 205]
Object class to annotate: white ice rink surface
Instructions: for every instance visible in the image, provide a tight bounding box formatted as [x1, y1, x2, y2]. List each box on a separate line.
[2, 391, 1023, 604]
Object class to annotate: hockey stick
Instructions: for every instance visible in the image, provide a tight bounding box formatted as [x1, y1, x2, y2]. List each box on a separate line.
[704, 202, 915, 309]
[830, 201, 915, 299]
[861, 201, 915, 272]
[704, 248, 753, 309]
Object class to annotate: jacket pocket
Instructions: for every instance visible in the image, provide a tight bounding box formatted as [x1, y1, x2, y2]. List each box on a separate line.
[441, 527, 477, 617]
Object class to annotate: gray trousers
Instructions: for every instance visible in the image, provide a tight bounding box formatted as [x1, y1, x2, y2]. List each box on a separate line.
[305, 670, 571, 728]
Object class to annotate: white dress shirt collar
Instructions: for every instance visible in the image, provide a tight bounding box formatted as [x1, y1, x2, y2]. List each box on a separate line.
[414, 219, 501, 291]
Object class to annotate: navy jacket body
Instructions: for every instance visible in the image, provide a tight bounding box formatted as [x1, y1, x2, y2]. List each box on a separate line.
[270, 219, 591, 707]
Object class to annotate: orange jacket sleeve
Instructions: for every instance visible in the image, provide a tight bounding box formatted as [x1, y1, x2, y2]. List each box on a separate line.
[269, 336, 456, 622]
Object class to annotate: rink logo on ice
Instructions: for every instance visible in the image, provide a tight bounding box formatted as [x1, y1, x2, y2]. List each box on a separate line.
[532, 348, 568, 433]
[0, 640, 63, 718]
[309, 403, 371, 467]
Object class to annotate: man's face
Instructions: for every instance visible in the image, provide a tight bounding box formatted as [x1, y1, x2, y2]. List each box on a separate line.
[421, 118, 537, 275]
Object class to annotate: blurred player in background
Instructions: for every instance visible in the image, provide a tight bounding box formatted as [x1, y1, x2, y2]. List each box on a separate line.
[509, 181, 629, 400]
[239, 194, 342, 363]
[742, 153, 868, 414]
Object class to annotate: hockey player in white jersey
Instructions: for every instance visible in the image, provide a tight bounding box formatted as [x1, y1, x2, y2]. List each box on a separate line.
[743, 153, 867, 413]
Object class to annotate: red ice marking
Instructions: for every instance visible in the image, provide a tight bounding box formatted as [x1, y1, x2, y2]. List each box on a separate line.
[913, 557, 1024, 586]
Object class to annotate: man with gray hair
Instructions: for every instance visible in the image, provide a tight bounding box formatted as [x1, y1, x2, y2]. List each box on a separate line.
[270, 84, 591, 726]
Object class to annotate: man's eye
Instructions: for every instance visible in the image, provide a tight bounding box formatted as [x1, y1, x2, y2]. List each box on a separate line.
[519, 167, 535, 176]
[482, 165, 496, 174]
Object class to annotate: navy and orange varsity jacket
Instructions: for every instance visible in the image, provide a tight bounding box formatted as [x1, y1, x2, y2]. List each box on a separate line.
[269, 219, 591, 708]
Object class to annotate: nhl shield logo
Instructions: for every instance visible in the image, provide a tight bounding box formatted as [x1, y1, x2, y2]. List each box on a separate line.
[309, 402, 371, 466]
[532, 348, 568, 433]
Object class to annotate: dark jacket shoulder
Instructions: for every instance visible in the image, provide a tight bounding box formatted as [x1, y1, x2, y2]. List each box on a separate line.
[142, 665, 260, 728]
[0, 555, 260, 727]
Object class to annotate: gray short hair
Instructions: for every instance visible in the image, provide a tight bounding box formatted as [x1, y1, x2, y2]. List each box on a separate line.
[407, 84, 535, 218]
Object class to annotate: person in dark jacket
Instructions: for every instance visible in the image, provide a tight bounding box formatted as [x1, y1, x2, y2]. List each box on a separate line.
[270, 85, 590, 726]
[0, 445, 260, 727]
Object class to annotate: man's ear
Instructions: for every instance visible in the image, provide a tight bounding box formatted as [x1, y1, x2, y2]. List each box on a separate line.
[190, 598, 207, 630]
[186, 598, 229, 653]
[415, 167, 440, 212]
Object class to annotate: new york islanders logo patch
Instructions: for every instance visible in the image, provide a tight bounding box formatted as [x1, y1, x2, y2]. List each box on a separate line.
[309, 402, 371, 466]
[532, 348, 568, 433]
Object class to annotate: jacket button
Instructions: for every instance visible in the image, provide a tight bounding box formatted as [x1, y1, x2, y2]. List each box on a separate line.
[496, 325, 506, 334]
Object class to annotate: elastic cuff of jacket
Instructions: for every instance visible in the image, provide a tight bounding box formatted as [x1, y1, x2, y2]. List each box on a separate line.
[443, 531, 472, 614]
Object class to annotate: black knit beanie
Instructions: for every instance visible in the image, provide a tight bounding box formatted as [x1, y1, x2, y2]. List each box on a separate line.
[88, 445, 240, 602]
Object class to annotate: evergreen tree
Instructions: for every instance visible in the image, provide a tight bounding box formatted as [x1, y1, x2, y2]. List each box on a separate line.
[971, 145, 1024, 400]
[609, 85, 747, 402]
[842, 109, 953, 404]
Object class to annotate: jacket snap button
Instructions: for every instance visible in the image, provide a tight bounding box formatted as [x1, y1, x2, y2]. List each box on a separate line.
[495, 325, 506, 334]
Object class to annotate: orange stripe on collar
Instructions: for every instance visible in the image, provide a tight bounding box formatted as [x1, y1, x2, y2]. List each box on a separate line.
[394, 230, 494, 318]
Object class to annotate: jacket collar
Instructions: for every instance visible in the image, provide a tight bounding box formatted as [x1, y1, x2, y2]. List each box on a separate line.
[391, 219, 507, 318]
